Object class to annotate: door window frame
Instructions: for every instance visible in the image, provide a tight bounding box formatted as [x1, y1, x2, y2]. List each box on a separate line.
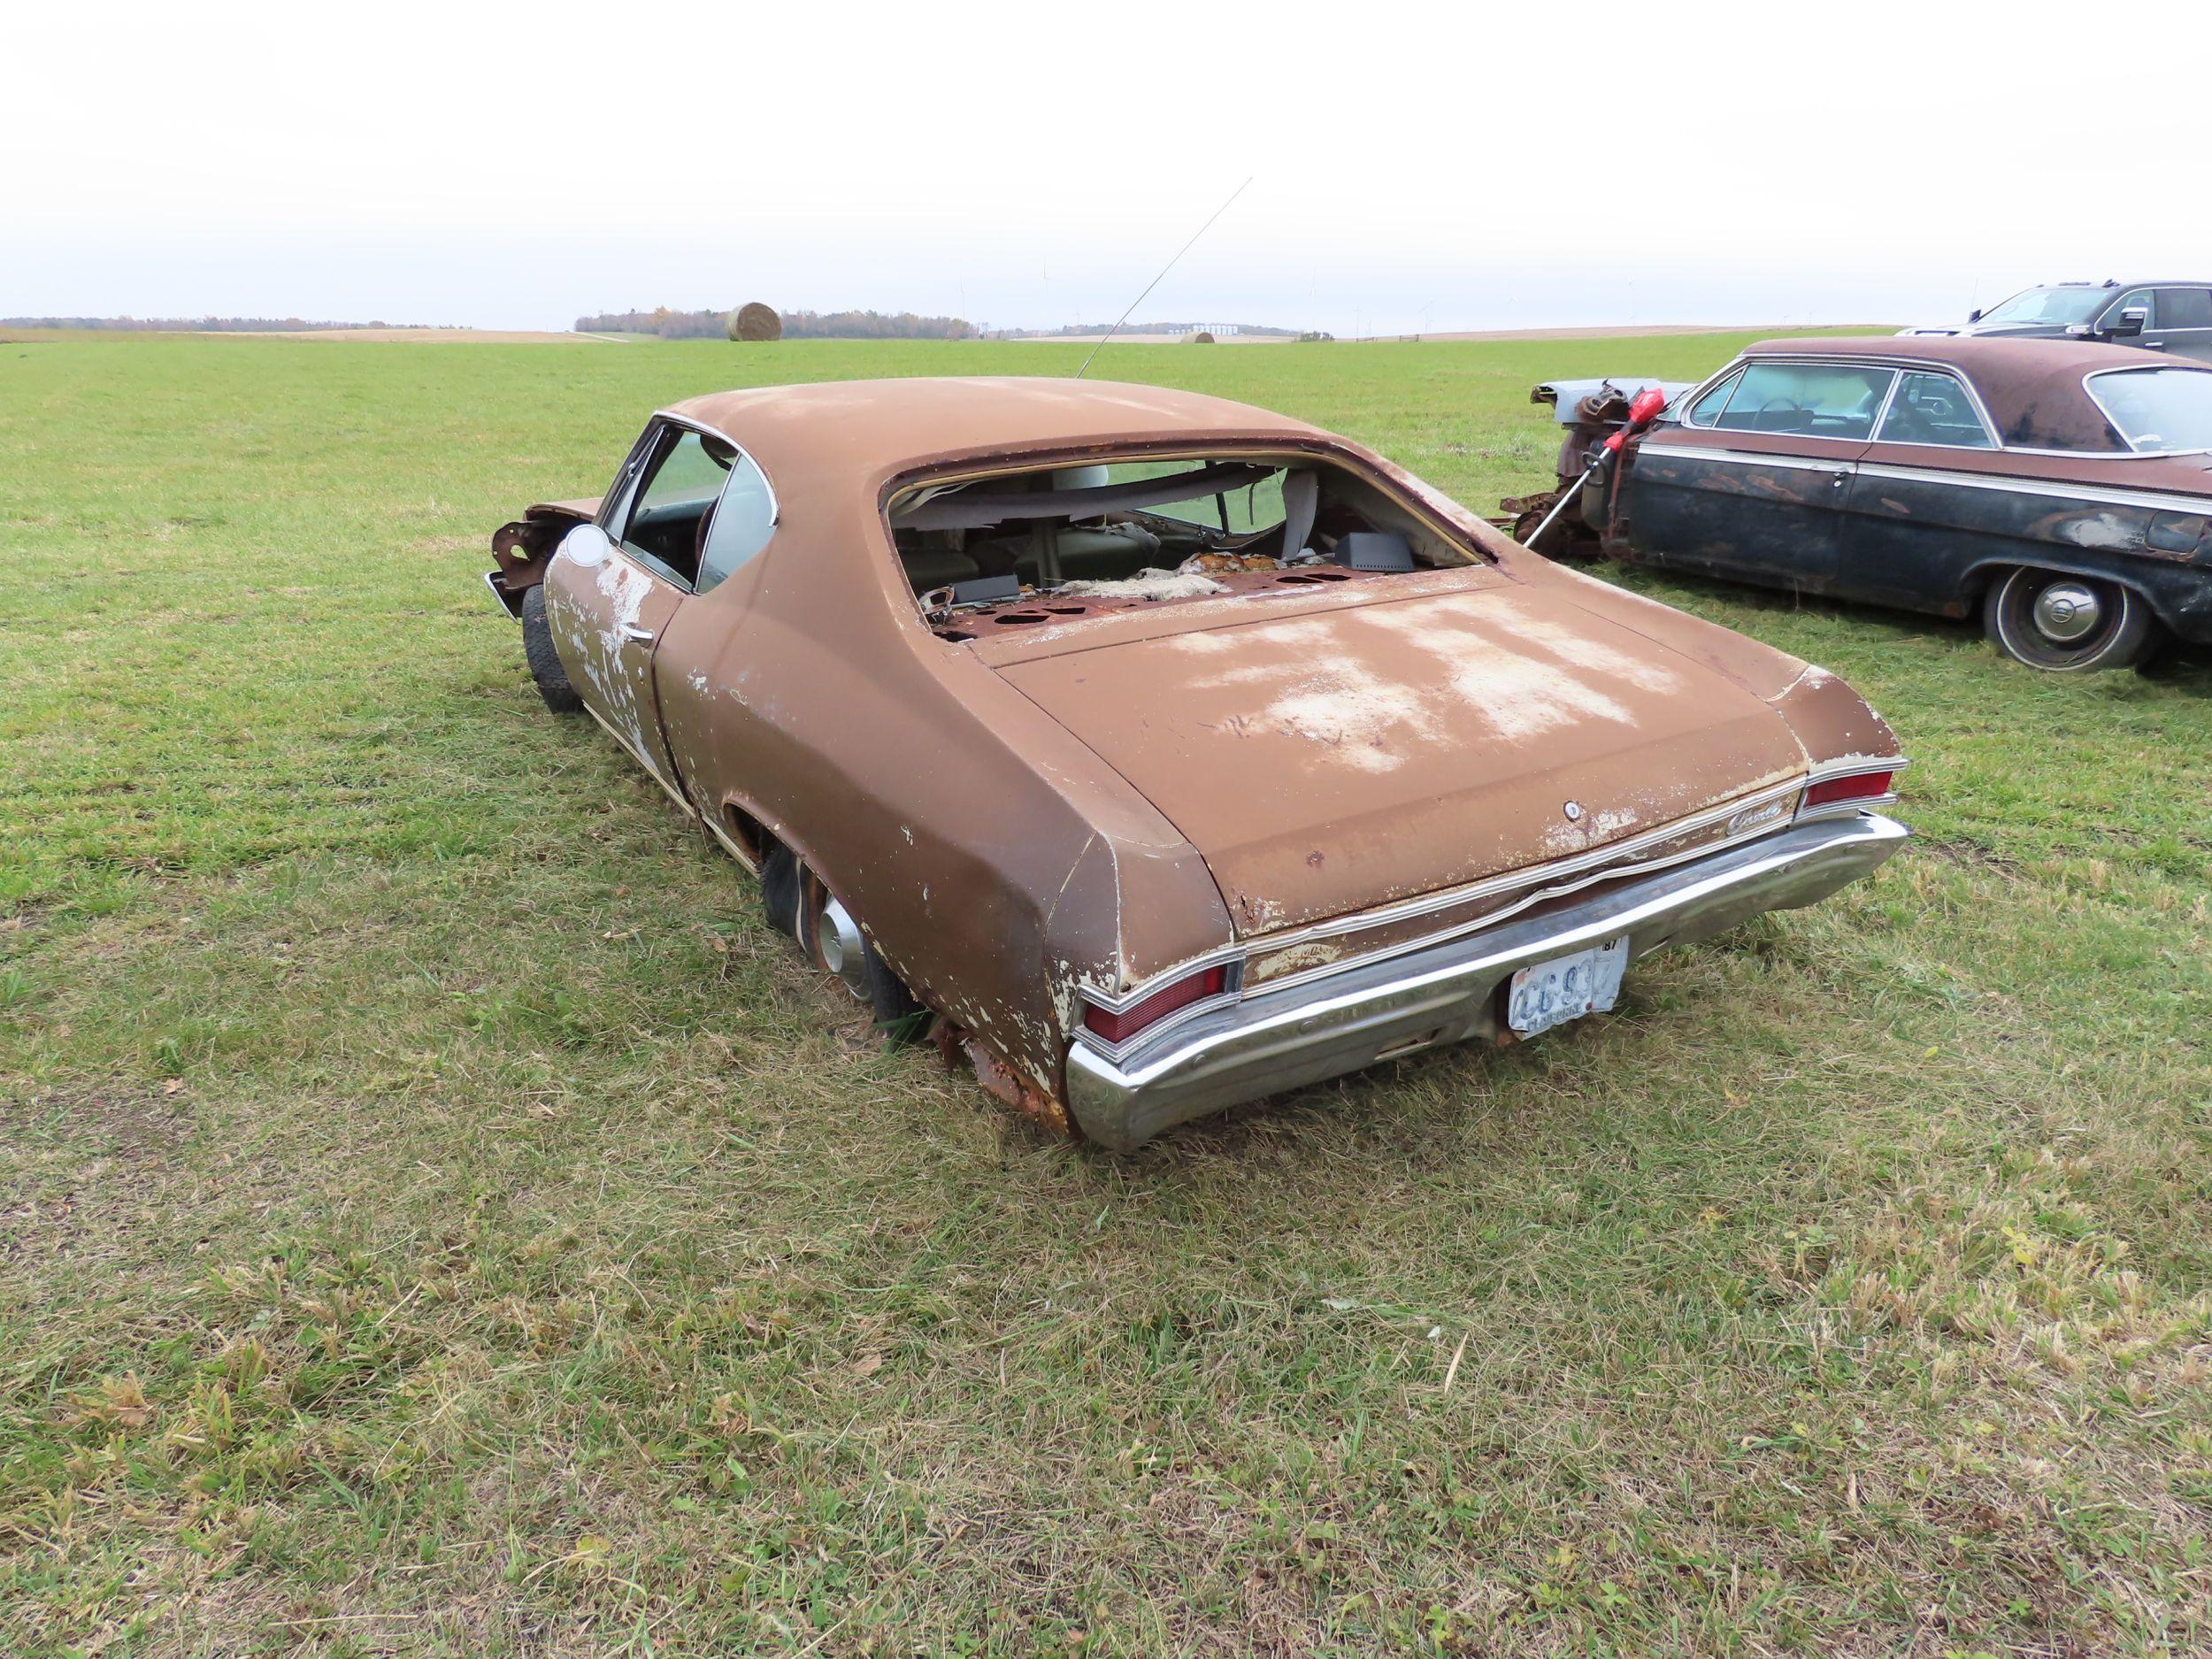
[2101, 288, 2157, 333]
[1870, 368, 1999, 449]
[594, 415, 781, 595]
[1703, 360, 1899, 445]
[2083, 365, 2212, 456]
[1675, 356, 2011, 452]
[1678, 366, 1747, 429]
[693, 434, 780, 594]
[2152, 287, 2212, 334]
[597, 425, 660, 539]
[614, 423, 709, 592]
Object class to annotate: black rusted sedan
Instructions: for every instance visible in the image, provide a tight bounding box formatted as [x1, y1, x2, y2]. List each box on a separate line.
[1582, 336, 2212, 670]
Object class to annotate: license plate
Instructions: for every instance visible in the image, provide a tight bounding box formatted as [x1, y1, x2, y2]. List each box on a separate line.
[1506, 936, 1628, 1037]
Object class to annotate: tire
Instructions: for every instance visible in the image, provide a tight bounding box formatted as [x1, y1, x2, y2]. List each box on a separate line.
[520, 584, 583, 713]
[861, 941, 927, 1042]
[759, 842, 802, 940]
[1982, 568, 2158, 672]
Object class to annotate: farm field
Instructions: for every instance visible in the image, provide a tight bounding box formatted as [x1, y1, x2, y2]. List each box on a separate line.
[3, 332, 2208, 1656]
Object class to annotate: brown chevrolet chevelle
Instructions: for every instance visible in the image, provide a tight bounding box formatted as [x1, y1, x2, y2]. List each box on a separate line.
[486, 378, 1909, 1148]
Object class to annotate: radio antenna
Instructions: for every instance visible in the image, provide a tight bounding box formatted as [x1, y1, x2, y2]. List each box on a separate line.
[1076, 176, 1253, 380]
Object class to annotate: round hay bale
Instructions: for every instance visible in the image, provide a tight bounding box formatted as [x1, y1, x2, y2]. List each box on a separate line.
[727, 303, 782, 342]
[1187, 330, 1216, 344]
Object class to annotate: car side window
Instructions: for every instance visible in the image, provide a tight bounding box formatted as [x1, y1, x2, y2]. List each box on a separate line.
[696, 449, 777, 594]
[1714, 362, 1894, 441]
[1682, 369, 1744, 428]
[2156, 288, 2212, 329]
[618, 426, 738, 590]
[1875, 371, 1996, 449]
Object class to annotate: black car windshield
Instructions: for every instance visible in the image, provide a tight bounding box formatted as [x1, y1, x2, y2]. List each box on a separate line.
[1977, 287, 2108, 326]
[2085, 368, 2212, 453]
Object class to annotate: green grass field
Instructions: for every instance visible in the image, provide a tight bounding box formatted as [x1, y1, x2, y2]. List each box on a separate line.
[4, 332, 2208, 1657]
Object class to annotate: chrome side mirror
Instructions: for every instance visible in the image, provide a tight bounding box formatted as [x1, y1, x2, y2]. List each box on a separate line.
[2106, 306, 2148, 340]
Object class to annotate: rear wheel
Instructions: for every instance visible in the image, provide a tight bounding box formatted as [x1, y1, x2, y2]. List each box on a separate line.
[1982, 568, 2156, 672]
[761, 843, 927, 1043]
[520, 584, 583, 712]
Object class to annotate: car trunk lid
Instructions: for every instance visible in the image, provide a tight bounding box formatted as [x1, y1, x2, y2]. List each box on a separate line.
[992, 585, 1809, 935]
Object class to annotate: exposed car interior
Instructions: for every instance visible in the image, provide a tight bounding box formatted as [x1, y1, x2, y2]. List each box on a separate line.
[615, 426, 737, 588]
[886, 455, 1479, 637]
[2088, 366, 2212, 453]
[1874, 371, 1995, 449]
[1686, 362, 1895, 441]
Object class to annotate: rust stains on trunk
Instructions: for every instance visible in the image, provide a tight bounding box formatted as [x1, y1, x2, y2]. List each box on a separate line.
[993, 583, 1807, 936]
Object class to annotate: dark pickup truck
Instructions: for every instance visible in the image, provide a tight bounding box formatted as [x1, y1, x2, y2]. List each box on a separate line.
[1900, 280, 2212, 364]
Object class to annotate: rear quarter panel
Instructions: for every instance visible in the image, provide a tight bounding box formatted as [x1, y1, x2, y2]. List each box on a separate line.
[1843, 444, 2212, 638]
[649, 464, 1234, 1102]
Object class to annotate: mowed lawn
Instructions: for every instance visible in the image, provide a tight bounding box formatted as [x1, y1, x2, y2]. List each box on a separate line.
[2, 331, 2208, 1658]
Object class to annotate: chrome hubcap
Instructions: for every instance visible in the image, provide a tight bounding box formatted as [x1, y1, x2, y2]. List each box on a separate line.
[815, 898, 870, 997]
[2032, 580, 2101, 643]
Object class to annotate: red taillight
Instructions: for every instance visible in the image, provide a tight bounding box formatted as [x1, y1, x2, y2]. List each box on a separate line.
[1083, 965, 1227, 1044]
[1802, 769, 1897, 809]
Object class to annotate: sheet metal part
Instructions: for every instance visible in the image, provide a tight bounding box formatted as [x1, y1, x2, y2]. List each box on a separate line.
[1494, 380, 1696, 547]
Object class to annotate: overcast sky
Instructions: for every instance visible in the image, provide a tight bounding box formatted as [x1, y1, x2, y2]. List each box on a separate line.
[11, 1, 2209, 336]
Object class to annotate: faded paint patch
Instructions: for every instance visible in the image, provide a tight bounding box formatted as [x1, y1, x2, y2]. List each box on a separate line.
[561, 557, 657, 764]
[1148, 595, 1678, 768]
[2047, 509, 2139, 551]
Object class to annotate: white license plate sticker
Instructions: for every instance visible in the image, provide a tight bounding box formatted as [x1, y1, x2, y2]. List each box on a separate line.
[1507, 936, 1629, 1037]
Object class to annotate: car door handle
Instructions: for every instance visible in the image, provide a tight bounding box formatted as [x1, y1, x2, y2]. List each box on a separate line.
[619, 623, 656, 644]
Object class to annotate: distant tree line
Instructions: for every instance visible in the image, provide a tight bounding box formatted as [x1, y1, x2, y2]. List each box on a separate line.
[574, 306, 979, 341]
[1, 316, 437, 332]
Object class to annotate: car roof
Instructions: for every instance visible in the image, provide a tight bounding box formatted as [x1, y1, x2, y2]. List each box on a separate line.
[2011, 280, 2208, 288]
[1738, 334, 2193, 450]
[664, 376, 1326, 488]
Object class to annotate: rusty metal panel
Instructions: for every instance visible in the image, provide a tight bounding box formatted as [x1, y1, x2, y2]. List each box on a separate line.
[993, 583, 1808, 936]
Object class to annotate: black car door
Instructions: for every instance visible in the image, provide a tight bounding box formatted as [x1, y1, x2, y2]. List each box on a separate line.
[2149, 288, 2212, 363]
[1837, 368, 2009, 612]
[1617, 359, 1892, 595]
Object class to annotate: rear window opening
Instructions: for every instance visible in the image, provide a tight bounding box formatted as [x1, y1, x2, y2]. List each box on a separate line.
[886, 454, 1480, 638]
[2087, 366, 2212, 454]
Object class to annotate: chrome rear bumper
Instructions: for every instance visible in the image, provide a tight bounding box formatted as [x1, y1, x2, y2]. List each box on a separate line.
[1065, 812, 1908, 1150]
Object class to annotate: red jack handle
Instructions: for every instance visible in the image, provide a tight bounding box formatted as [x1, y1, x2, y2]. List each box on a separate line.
[1523, 386, 1670, 550]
